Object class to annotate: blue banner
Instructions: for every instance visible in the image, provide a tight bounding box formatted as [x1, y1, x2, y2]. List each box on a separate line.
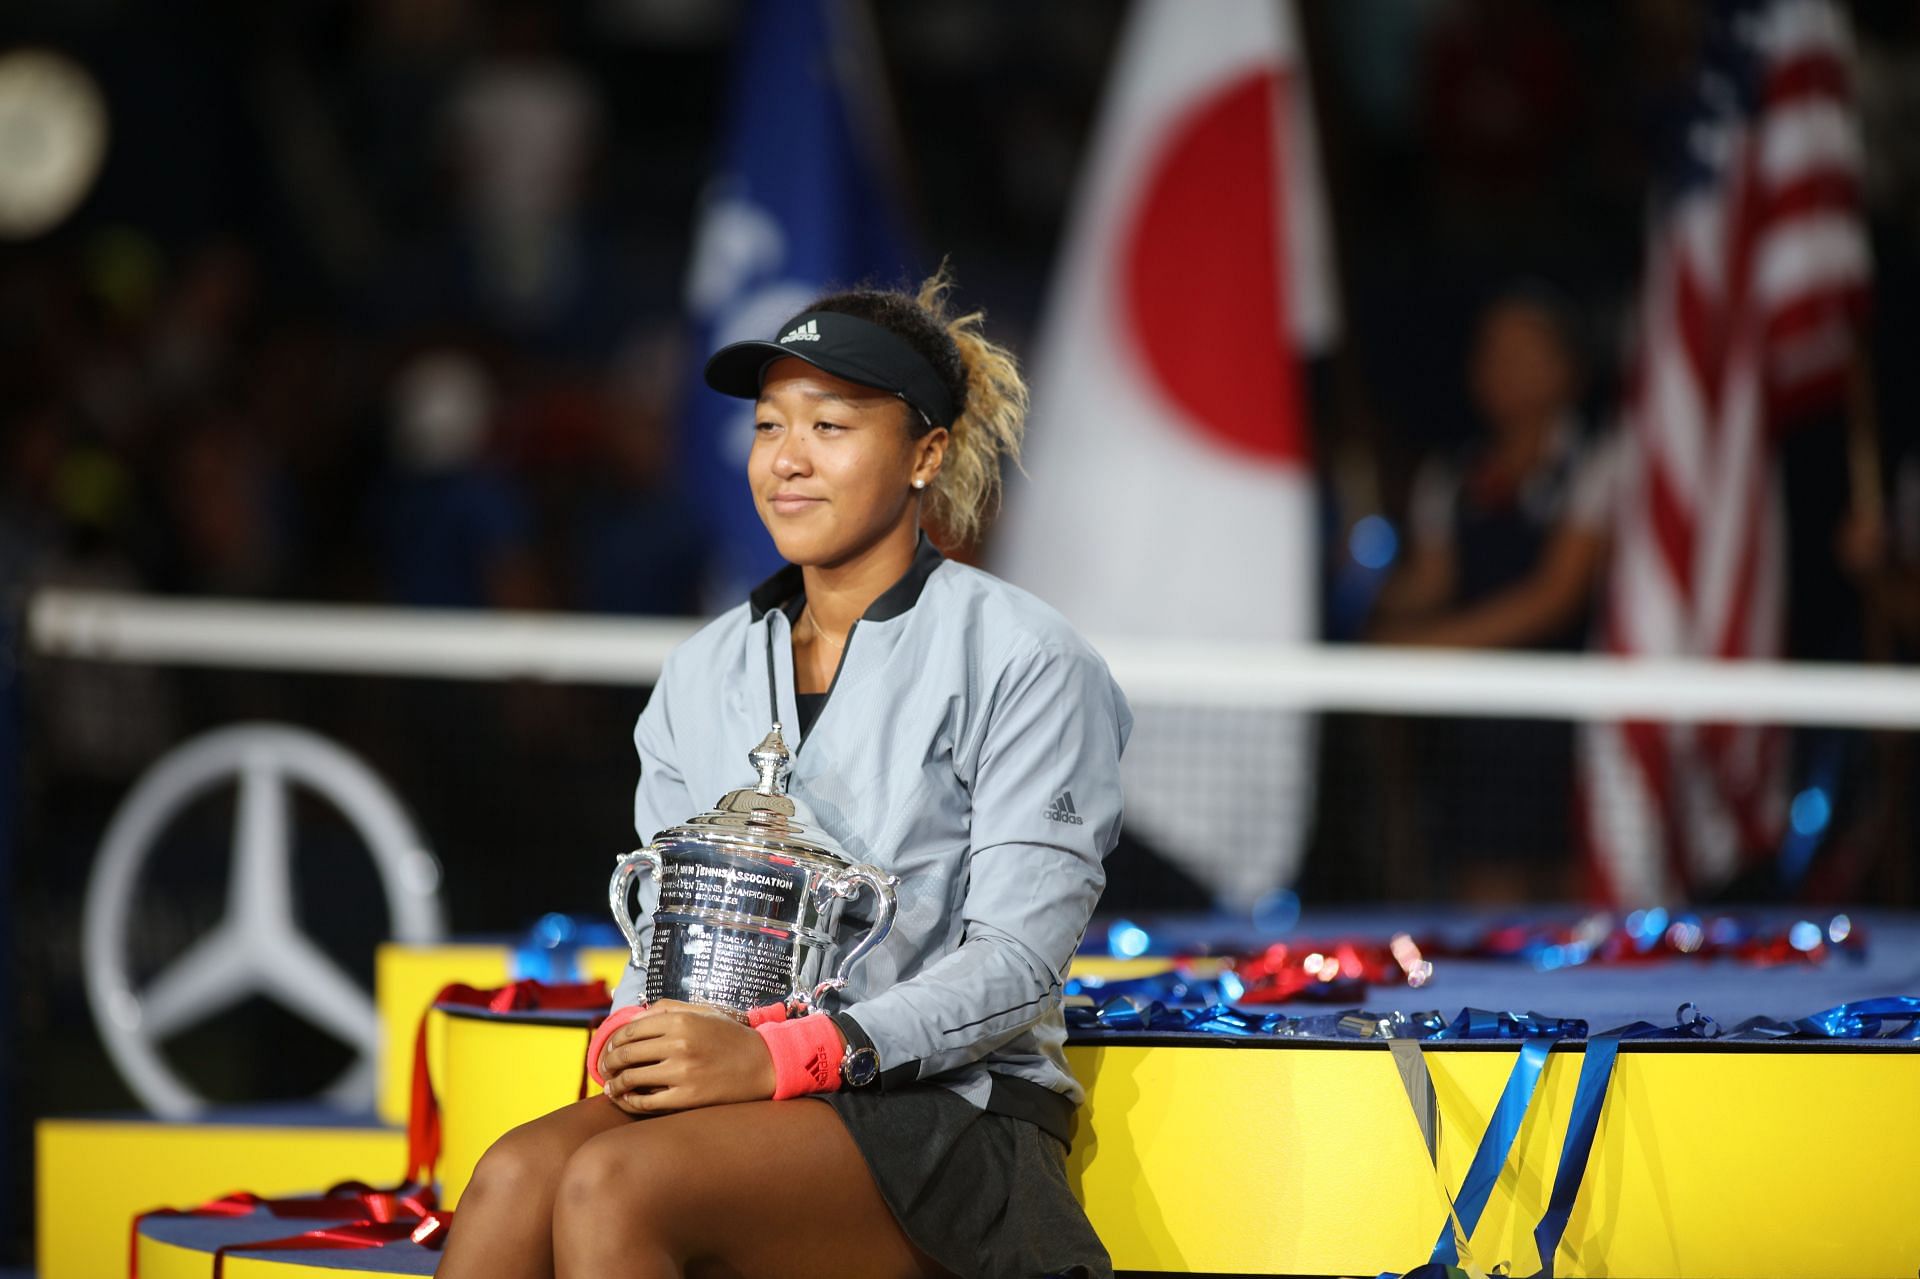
[680, 0, 919, 606]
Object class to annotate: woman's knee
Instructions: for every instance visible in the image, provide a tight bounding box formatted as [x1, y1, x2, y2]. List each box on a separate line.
[464, 1116, 575, 1208]
[553, 1123, 681, 1239]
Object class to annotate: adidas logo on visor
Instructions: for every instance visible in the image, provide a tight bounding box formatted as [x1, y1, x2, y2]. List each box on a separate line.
[780, 319, 821, 344]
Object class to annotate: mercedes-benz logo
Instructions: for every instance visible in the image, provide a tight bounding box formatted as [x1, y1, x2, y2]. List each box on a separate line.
[83, 723, 446, 1118]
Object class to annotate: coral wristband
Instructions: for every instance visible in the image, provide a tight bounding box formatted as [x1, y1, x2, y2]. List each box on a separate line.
[746, 1001, 789, 1028]
[586, 1004, 647, 1087]
[755, 1013, 845, 1099]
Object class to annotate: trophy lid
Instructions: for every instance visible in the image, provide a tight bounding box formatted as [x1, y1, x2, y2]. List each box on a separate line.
[655, 724, 853, 864]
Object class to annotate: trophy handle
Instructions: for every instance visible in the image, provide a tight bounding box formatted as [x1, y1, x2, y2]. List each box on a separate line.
[608, 847, 663, 968]
[809, 864, 899, 1007]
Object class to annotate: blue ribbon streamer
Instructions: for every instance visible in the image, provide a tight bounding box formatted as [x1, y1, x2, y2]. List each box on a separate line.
[1529, 1032, 1620, 1278]
[1719, 996, 1920, 1041]
[1429, 1036, 1556, 1266]
[1065, 997, 1309, 1036]
[1433, 1008, 1588, 1041]
[1600, 1002, 1721, 1042]
[1067, 992, 1920, 1045]
[1792, 995, 1920, 1039]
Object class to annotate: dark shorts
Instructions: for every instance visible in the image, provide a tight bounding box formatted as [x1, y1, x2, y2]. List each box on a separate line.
[819, 1086, 1113, 1279]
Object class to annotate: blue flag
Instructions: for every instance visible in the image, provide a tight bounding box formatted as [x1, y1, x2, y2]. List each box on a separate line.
[681, 0, 918, 606]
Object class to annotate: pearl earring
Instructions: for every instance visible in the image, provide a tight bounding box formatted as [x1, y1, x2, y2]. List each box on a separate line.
[912, 479, 927, 490]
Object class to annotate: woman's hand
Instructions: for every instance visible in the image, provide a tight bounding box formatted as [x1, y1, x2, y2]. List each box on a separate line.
[599, 999, 779, 1115]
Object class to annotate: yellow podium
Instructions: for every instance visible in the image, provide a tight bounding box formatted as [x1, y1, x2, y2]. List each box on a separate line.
[37, 1110, 405, 1279]
[425, 1008, 1920, 1278]
[67, 940, 1920, 1277]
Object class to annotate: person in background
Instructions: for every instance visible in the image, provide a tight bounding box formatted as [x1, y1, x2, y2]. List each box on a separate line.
[367, 347, 545, 611]
[566, 335, 707, 616]
[1372, 286, 1615, 651]
[1371, 286, 1617, 900]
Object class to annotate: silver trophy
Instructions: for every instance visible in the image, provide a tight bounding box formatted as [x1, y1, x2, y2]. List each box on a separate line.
[608, 724, 897, 1021]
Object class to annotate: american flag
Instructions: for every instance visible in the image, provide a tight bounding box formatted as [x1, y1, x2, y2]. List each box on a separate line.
[1581, 0, 1870, 905]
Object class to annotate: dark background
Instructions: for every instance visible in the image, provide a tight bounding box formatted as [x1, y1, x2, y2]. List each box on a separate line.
[3, 1, 1918, 1263]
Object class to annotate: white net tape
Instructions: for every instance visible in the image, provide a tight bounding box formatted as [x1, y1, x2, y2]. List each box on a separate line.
[32, 590, 1920, 906]
[32, 589, 1920, 727]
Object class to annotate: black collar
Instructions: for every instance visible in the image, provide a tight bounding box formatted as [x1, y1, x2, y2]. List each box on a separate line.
[748, 532, 945, 623]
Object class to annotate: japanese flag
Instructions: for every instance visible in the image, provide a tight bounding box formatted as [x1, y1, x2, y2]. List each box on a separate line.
[995, 0, 1336, 905]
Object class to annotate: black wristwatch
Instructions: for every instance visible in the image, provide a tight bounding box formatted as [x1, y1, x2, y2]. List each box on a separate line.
[831, 1012, 881, 1088]
[840, 1042, 880, 1088]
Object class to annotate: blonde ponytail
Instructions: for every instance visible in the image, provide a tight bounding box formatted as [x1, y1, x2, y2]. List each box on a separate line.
[912, 266, 1027, 547]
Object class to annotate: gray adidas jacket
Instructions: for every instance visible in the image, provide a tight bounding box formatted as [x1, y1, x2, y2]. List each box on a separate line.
[611, 535, 1131, 1134]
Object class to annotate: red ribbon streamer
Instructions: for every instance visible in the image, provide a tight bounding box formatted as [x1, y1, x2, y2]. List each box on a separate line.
[129, 977, 611, 1278]
[406, 978, 610, 1183]
[129, 1184, 437, 1279]
[209, 1217, 454, 1278]
[1234, 936, 1430, 1004]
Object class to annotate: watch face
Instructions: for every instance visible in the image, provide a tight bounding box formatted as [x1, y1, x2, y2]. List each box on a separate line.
[842, 1045, 879, 1088]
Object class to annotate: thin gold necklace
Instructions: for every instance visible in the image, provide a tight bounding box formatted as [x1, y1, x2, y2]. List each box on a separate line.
[800, 602, 848, 649]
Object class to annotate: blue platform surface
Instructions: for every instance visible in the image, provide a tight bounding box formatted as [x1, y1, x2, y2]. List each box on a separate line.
[1083, 905, 1920, 1031]
[467, 906, 1920, 1038]
[141, 1210, 440, 1274]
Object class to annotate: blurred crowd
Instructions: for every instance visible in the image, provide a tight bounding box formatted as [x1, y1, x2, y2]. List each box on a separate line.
[3, 1, 1915, 631]
[0, 4, 717, 626]
[2, 0, 1918, 896]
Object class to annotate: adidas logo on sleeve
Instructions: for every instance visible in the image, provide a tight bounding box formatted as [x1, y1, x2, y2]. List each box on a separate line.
[1043, 791, 1085, 825]
[780, 319, 821, 343]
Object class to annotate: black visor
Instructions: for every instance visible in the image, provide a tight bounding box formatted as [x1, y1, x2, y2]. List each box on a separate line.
[703, 310, 958, 429]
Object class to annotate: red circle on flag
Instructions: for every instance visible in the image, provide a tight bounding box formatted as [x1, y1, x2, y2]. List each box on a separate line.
[1119, 68, 1308, 466]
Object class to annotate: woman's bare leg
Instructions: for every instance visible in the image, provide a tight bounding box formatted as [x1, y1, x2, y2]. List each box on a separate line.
[552, 1098, 939, 1279]
[437, 1095, 633, 1279]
